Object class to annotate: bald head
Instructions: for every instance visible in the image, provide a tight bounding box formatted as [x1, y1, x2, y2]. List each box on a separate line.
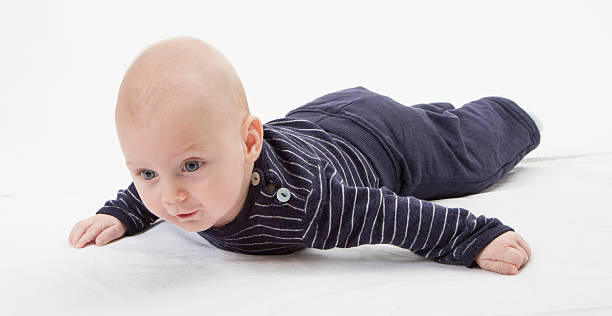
[115, 37, 249, 134]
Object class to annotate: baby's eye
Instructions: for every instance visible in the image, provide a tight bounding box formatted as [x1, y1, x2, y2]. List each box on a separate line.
[183, 160, 202, 172]
[139, 169, 157, 180]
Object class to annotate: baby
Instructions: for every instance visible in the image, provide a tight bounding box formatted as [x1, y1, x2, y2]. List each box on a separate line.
[69, 37, 539, 275]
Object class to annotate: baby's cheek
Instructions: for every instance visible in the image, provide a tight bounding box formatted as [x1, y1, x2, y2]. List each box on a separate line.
[140, 196, 166, 219]
[218, 173, 241, 202]
[149, 207, 165, 219]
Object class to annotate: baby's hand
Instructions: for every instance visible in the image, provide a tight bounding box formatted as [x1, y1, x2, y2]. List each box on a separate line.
[69, 214, 127, 248]
[475, 231, 531, 275]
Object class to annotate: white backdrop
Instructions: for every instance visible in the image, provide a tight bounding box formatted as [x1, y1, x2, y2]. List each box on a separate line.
[2, 0, 611, 196]
[1, 1, 612, 315]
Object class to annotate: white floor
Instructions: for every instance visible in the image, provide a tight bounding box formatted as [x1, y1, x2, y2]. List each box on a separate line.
[3, 152, 612, 315]
[2, 1, 612, 315]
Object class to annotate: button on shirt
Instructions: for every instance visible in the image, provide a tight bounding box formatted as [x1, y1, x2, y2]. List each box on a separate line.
[275, 188, 291, 203]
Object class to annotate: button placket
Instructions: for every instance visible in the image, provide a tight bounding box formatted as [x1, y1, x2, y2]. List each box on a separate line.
[261, 169, 291, 203]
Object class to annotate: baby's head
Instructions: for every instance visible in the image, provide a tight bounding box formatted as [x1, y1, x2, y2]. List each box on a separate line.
[115, 37, 263, 232]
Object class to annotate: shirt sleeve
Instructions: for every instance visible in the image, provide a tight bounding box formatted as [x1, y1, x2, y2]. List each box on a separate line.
[301, 164, 515, 268]
[96, 182, 159, 236]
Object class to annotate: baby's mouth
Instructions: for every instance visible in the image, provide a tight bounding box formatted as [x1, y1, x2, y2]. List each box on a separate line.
[176, 210, 199, 221]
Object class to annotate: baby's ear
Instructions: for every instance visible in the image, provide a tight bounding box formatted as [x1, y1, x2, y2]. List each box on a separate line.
[242, 115, 263, 162]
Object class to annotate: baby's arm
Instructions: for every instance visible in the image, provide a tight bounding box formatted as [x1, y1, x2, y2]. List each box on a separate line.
[304, 165, 525, 274]
[68, 182, 159, 248]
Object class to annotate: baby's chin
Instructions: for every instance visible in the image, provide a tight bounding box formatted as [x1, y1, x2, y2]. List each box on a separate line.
[174, 219, 213, 232]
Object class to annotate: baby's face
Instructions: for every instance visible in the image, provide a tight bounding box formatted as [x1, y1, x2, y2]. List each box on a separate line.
[117, 92, 252, 232]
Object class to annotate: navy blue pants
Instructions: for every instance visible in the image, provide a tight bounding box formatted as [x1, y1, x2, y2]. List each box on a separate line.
[286, 86, 541, 200]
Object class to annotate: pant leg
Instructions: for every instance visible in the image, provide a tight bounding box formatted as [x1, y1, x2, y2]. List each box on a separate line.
[327, 91, 541, 199]
[398, 97, 541, 199]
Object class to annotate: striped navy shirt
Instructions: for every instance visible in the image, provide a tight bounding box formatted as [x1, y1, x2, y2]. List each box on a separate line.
[97, 118, 514, 268]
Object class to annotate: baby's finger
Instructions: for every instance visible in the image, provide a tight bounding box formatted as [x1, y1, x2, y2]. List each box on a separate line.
[510, 243, 529, 267]
[515, 234, 532, 259]
[496, 246, 526, 269]
[480, 259, 519, 275]
[70, 219, 93, 246]
[76, 223, 105, 248]
[95, 225, 123, 246]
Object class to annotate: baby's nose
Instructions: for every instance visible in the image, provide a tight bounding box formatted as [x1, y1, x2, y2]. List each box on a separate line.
[161, 189, 187, 206]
